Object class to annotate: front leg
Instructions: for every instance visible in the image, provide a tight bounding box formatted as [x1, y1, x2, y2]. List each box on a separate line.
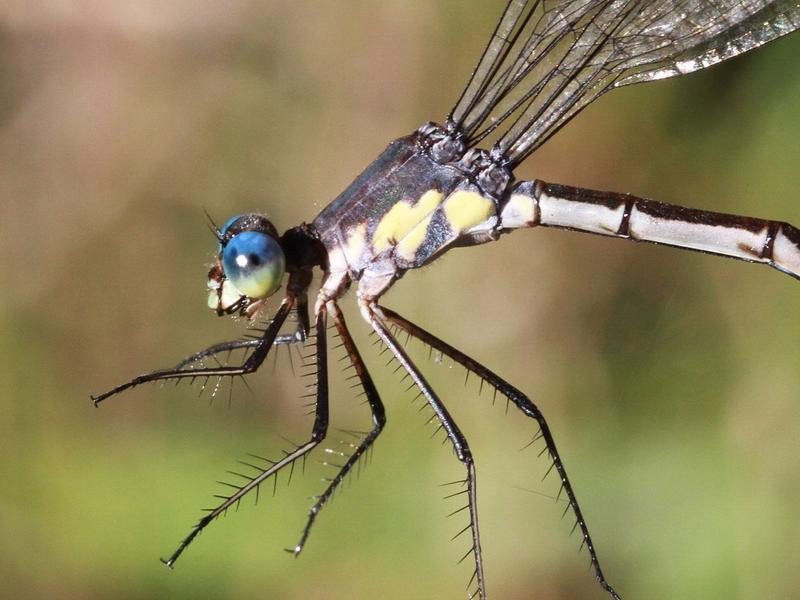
[289, 300, 386, 556]
[161, 304, 330, 567]
[91, 298, 295, 405]
[172, 339, 261, 370]
[173, 299, 311, 370]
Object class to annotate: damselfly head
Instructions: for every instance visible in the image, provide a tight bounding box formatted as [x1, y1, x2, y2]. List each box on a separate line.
[207, 213, 285, 317]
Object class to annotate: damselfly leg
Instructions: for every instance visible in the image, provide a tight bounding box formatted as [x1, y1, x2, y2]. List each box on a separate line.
[290, 301, 386, 556]
[380, 306, 620, 599]
[92, 299, 297, 406]
[360, 298, 486, 600]
[162, 306, 329, 567]
[172, 299, 311, 371]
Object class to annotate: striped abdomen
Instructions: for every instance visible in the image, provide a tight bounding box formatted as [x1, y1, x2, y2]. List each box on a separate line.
[501, 180, 800, 280]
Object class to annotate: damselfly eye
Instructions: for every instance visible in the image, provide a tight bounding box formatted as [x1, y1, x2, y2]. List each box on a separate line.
[222, 231, 285, 299]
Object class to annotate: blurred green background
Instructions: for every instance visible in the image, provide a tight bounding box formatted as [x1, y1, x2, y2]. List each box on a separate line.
[2, 2, 799, 598]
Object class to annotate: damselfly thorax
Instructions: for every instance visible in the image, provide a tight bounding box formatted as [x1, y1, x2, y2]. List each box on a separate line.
[316, 122, 799, 305]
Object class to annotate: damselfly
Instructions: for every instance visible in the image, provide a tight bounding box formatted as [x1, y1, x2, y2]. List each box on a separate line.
[94, 1, 800, 597]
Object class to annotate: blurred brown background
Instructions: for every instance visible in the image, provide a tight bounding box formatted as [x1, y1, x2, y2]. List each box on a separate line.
[1, 1, 799, 598]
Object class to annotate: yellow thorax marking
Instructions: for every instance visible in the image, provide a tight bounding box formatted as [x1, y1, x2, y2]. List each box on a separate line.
[396, 214, 435, 261]
[373, 189, 443, 253]
[443, 189, 495, 232]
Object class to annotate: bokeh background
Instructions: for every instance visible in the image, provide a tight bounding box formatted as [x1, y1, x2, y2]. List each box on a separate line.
[2, 2, 799, 598]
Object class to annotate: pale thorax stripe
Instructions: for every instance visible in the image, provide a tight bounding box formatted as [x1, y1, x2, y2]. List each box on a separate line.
[443, 189, 496, 233]
[373, 189, 443, 253]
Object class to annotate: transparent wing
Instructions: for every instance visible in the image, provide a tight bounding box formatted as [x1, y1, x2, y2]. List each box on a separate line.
[449, 0, 800, 167]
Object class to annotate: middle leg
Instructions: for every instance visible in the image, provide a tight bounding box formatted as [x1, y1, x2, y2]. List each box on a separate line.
[161, 303, 330, 568]
[290, 300, 387, 556]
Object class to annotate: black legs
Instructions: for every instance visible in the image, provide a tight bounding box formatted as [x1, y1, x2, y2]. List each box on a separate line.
[378, 305, 620, 600]
[289, 302, 386, 556]
[361, 300, 486, 599]
[92, 299, 296, 406]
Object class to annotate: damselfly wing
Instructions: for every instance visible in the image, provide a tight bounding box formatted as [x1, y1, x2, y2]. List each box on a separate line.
[94, 1, 800, 598]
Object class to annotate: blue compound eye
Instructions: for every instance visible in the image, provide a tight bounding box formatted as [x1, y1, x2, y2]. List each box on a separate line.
[221, 231, 285, 299]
